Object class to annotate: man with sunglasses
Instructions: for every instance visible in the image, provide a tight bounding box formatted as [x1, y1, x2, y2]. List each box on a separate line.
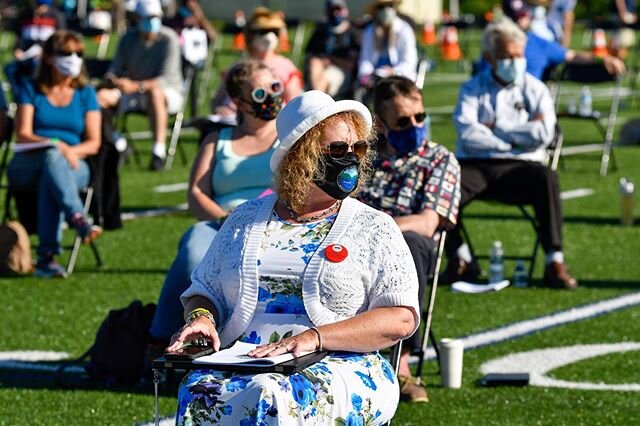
[97, 0, 184, 171]
[448, 18, 577, 290]
[358, 76, 461, 403]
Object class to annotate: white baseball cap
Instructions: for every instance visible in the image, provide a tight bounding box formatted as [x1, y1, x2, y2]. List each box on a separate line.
[271, 90, 372, 171]
[136, 0, 163, 18]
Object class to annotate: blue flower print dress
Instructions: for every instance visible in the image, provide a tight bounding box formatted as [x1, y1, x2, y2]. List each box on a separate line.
[176, 211, 400, 425]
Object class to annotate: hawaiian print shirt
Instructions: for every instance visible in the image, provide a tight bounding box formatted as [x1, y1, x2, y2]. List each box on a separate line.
[358, 141, 461, 226]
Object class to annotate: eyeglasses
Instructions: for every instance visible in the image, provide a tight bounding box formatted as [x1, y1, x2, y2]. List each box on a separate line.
[54, 50, 84, 58]
[252, 28, 280, 36]
[395, 112, 427, 129]
[251, 80, 283, 103]
[323, 140, 368, 158]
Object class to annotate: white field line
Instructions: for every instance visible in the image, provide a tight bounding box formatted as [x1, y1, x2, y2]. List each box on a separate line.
[0, 350, 84, 374]
[120, 203, 188, 221]
[560, 188, 595, 200]
[414, 291, 640, 362]
[480, 342, 640, 391]
[153, 182, 189, 193]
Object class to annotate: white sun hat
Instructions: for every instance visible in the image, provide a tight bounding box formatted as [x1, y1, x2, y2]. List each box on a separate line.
[136, 0, 163, 18]
[271, 90, 372, 171]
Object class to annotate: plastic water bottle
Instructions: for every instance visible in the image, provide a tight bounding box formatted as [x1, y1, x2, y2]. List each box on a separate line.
[579, 86, 592, 117]
[513, 260, 528, 288]
[567, 97, 577, 114]
[489, 241, 504, 284]
[620, 177, 635, 226]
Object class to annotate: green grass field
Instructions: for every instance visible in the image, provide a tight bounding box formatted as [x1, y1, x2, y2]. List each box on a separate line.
[0, 26, 639, 425]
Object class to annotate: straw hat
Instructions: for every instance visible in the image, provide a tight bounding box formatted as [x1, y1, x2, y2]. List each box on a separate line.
[271, 90, 372, 171]
[366, 0, 401, 16]
[248, 7, 285, 31]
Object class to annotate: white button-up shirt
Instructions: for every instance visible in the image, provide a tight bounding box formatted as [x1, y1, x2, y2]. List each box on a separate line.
[453, 69, 556, 163]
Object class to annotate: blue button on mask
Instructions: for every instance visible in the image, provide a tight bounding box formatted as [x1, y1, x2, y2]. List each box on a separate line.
[139, 17, 162, 34]
[495, 57, 527, 85]
[385, 119, 430, 156]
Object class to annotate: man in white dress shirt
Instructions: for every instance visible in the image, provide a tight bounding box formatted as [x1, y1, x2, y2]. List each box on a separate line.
[444, 18, 577, 289]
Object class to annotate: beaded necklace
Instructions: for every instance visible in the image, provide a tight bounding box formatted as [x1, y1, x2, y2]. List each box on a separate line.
[282, 199, 342, 223]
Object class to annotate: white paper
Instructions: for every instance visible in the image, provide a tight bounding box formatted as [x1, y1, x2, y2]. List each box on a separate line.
[451, 280, 511, 294]
[12, 141, 56, 152]
[205, 114, 237, 126]
[193, 341, 313, 367]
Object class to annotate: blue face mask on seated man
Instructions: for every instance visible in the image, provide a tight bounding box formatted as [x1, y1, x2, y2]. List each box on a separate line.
[386, 123, 428, 156]
[495, 57, 527, 85]
[139, 17, 162, 34]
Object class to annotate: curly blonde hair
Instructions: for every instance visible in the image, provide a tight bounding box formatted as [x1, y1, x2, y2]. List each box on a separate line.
[276, 111, 376, 212]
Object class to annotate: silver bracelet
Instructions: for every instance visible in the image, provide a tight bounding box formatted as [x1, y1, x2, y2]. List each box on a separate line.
[310, 326, 323, 351]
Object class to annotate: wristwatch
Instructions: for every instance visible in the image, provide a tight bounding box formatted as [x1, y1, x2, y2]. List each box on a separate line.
[138, 82, 146, 94]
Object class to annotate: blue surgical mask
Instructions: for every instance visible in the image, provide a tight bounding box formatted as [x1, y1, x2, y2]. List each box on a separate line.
[328, 14, 346, 27]
[495, 58, 527, 85]
[386, 123, 428, 156]
[139, 16, 162, 34]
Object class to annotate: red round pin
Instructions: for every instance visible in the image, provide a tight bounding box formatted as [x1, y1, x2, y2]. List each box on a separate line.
[325, 244, 348, 262]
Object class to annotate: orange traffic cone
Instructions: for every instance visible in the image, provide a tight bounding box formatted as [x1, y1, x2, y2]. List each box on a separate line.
[422, 19, 436, 45]
[592, 28, 608, 58]
[277, 11, 290, 53]
[441, 26, 462, 61]
[233, 10, 246, 51]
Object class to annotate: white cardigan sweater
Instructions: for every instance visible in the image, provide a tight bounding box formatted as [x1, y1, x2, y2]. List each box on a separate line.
[181, 194, 420, 348]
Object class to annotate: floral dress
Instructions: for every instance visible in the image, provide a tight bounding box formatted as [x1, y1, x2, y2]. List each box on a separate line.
[176, 211, 399, 425]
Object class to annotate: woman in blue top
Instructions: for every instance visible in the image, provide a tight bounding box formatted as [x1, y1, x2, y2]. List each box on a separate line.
[7, 30, 102, 278]
[147, 59, 281, 351]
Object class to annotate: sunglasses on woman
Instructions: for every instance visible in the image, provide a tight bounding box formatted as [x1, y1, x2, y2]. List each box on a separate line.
[253, 28, 280, 36]
[54, 49, 84, 58]
[323, 140, 368, 159]
[395, 112, 427, 129]
[251, 80, 283, 103]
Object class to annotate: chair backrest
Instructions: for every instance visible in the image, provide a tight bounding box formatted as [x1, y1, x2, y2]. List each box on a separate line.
[557, 62, 618, 84]
[84, 58, 112, 81]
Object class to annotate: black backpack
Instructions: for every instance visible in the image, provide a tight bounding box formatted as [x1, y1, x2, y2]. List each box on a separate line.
[57, 301, 156, 386]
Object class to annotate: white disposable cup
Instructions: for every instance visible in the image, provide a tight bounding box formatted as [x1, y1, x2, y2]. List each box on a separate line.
[440, 338, 464, 388]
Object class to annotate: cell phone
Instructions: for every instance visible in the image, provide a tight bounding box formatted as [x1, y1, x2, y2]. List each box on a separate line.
[478, 373, 530, 387]
[164, 339, 214, 360]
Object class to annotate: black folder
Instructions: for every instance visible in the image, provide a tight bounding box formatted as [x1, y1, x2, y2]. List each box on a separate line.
[153, 350, 328, 375]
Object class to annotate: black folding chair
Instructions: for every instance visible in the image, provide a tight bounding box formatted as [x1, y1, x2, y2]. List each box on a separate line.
[553, 62, 621, 176]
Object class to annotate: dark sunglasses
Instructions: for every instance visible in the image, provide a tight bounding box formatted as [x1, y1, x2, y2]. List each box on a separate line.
[395, 112, 427, 129]
[54, 49, 84, 58]
[252, 28, 280, 36]
[251, 80, 283, 103]
[323, 140, 368, 159]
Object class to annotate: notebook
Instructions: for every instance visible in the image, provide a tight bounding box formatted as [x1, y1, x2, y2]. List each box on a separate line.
[154, 341, 328, 375]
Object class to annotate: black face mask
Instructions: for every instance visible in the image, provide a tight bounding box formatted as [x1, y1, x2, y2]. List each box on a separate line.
[313, 153, 360, 200]
[250, 93, 283, 121]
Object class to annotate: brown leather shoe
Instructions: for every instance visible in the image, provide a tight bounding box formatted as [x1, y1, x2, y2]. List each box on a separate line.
[439, 257, 481, 285]
[544, 261, 578, 289]
[398, 375, 429, 403]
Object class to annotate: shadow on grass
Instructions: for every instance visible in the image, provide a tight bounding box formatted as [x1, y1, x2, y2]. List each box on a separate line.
[463, 212, 634, 227]
[572, 279, 640, 289]
[91, 267, 169, 275]
[0, 362, 181, 397]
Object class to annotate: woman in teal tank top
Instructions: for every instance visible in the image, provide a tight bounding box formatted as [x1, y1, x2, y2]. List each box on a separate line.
[148, 59, 282, 349]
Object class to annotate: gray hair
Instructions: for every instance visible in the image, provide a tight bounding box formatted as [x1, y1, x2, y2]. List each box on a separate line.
[481, 18, 527, 58]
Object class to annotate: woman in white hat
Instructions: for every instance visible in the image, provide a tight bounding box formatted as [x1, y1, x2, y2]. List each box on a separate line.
[167, 90, 420, 424]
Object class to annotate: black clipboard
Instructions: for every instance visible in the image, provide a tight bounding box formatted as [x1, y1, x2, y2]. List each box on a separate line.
[153, 350, 329, 375]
